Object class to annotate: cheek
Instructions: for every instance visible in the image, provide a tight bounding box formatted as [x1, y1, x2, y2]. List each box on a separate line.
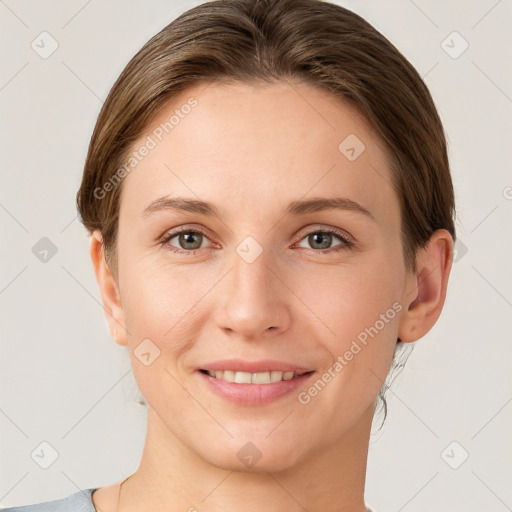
[311, 256, 403, 340]
[120, 257, 217, 358]
[122, 243, 203, 313]
[311, 256, 404, 390]
[291, 265, 403, 441]
[121, 262, 208, 408]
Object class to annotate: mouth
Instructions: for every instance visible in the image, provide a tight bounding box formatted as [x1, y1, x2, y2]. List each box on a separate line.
[199, 368, 314, 384]
[197, 367, 316, 405]
[195, 359, 316, 405]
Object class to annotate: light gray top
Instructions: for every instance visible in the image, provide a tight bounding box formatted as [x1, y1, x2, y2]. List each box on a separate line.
[0, 489, 97, 511]
[0, 489, 376, 511]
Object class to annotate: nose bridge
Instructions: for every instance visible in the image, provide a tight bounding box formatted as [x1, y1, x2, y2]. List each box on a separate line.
[234, 238, 273, 297]
[214, 235, 291, 337]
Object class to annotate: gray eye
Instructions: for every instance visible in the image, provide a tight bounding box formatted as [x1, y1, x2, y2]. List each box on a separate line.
[297, 231, 345, 250]
[172, 231, 204, 250]
[308, 232, 333, 250]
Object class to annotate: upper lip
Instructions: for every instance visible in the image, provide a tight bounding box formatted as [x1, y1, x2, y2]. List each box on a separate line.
[198, 359, 313, 374]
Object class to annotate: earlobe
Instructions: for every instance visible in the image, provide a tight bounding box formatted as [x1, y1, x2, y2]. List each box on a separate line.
[89, 230, 127, 346]
[398, 229, 454, 343]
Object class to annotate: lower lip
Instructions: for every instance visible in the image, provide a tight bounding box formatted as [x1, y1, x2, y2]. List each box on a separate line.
[197, 370, 315, 406]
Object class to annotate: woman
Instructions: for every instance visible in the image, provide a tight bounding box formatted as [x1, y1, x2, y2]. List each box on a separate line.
[2, 0, 455, 510]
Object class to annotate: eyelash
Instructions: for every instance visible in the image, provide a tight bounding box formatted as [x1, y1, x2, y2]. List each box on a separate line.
[159, 226, 355, 256]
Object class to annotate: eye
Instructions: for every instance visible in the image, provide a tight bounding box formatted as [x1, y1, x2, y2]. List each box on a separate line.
[161, 228, 212, 255]
[296, 228, 354, 253]
[160, 226, 354, 256]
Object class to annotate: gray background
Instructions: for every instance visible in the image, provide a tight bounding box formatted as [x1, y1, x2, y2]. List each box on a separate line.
[1, 0, 511, 510]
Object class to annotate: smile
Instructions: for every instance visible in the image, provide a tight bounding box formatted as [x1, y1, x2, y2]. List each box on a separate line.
[200, 369, 310, 384]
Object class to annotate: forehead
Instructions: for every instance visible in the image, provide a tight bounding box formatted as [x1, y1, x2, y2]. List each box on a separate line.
[119, 80, 398, 224]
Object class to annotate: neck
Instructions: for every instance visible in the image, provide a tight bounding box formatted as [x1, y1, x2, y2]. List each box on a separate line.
[119, 405, 373, 512]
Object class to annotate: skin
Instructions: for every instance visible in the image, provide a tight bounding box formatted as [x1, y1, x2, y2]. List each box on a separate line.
[89, 81, 453, 512]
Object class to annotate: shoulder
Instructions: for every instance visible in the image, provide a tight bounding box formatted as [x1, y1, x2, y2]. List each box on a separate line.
[0, 488, 97, 512]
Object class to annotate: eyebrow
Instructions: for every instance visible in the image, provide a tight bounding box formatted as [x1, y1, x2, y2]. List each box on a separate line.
[142, 196, 375, 221]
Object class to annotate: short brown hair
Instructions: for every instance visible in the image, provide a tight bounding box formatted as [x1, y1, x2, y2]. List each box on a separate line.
[76, 0, 456, 419]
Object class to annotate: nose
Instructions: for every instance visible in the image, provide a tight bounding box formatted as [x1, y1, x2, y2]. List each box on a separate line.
[213, 244, 292, 340]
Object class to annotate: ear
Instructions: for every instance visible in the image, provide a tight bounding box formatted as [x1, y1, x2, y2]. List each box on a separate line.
[398, 229, 454, 343]
[89, 229, 128, 346]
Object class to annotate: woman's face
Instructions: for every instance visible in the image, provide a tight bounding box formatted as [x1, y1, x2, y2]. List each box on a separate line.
[112, 81, 415, 470]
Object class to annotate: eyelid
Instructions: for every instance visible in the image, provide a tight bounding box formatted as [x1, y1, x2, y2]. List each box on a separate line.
[159, 227, 218, 257]
[159, 224, 215, 243]
[294, 224, 355, 245]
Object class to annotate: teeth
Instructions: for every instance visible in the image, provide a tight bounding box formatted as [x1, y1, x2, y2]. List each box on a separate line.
[235, 371, 252, 384]
[270, 371, 283, 383]
[222, 370, 236, 382]
[205, 370, 305, 384]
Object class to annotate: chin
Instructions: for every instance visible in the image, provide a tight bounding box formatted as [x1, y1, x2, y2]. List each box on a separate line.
[195, 432, 308, 473]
